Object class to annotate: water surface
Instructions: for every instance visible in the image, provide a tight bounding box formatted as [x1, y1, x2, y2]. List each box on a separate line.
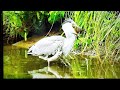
[3, 45, 71, 79]
[3, 45, 120, 79]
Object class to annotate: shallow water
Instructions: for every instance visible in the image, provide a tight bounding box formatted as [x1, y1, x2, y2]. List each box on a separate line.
[3, 45, 120, 79]
[3, 45, 71, 79]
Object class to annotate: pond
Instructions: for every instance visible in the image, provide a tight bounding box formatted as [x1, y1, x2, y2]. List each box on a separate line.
[3, 45, 72, 79]
[3, 45, 120, 79]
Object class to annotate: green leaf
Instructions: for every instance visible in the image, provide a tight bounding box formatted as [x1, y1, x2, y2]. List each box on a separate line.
[87, 39, 92, 45]
[48, 11, 65, 24]
[36, 12, 40, 19]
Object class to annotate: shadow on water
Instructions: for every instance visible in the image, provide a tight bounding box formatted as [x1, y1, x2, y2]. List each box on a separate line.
[3, 45, 120, 79]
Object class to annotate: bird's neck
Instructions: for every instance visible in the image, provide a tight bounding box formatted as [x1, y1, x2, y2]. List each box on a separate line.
[62, 34, 76, 56]
[65, 33, 76, 41]
[66, 34, 76, 47]
[65, 33, 76, 39]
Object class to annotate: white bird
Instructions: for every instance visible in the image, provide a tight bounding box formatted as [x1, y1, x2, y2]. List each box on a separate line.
[27, 18, 81, 66]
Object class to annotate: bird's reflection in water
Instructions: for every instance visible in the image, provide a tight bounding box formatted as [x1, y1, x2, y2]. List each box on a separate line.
[28, 64, 72, 79]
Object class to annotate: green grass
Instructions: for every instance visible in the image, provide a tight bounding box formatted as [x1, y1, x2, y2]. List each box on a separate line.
[72, 11, 120, 61]
[65, 11, 120, 78]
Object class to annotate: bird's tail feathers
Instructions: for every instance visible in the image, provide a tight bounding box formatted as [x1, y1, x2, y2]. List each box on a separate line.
[27, 45, 34, 54]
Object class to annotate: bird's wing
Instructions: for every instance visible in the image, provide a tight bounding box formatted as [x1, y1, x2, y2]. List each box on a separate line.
[28, 36, 65, 56]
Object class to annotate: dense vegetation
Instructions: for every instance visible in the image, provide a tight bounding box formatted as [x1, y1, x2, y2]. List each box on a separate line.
[3, 11, 120, 78]
[70, 11, 120, 78]
[73, 11, 120, 61]
[3, 11, 64, 44]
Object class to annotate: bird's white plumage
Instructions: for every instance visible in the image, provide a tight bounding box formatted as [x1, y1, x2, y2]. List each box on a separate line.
[62, 23, 76, 38]
[28, 36, 65, 57]
[62, 37, 76, 56]
[27, 18, 79, 65]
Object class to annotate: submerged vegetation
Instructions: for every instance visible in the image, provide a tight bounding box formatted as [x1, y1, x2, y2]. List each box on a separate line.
[3, 11, 120, 78]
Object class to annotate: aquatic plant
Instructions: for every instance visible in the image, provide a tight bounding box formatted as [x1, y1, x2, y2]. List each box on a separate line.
[71, 11, 120, 62]
[66, 11, 120, 78]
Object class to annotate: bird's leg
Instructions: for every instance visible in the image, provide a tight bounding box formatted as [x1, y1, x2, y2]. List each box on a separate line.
[60, 58, 68, 67]
[45, 55, 48, 59]
[48, 61, 50, 67]
[48, 61, 50, 71]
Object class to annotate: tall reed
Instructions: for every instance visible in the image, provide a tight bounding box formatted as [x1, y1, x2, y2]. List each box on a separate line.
[72, 11, 120, 62]
[66, 11, 120, 78]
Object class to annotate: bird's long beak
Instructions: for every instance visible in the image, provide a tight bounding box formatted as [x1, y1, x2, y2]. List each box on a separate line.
[72, 23, 86, 39]
[72, 24, 82, 35]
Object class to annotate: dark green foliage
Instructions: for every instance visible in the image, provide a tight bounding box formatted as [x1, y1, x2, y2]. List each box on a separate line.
[48, 11, 65, 24]
[3, 11, 65, 43]
[3, 11, 49, 42]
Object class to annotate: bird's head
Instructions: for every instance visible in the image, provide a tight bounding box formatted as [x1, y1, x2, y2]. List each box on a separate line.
[62, 18, 84, 37]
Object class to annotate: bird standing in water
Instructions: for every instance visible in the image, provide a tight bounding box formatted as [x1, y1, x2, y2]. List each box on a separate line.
[27, 18, 81, 66]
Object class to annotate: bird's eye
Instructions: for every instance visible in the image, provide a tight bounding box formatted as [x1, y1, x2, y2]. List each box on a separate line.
[72, 25, 76, 29]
